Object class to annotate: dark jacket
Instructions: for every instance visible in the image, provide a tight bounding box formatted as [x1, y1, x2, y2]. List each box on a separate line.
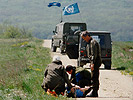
[42, 60, 72, 91]
[86, 39, 102, 67]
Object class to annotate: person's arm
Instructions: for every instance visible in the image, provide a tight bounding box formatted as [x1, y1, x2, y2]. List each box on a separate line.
[90, 40, 98, 71]
[44, 66, 48, 77]
[62, 66, 72, 89]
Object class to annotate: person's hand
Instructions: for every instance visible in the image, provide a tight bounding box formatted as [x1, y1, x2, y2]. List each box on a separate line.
[75, 85, 80, 89]
[71, 87, 75, 93]
[90, 64, 94, 71]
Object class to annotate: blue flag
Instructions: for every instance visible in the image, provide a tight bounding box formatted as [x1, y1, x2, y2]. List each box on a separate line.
[48, 2, 61, 7]
[63, 3, 80, 15]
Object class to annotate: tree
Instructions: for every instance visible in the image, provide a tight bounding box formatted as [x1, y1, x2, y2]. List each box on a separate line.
[4, 25, 21, 38]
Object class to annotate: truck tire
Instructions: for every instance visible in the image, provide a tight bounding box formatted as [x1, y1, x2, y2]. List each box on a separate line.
[104, 60, 111, 69]
[77, 58, 84, 67]
[51, 42, 57, 52]
[59, 42, 64, 53]
[77, 60, 80, 66]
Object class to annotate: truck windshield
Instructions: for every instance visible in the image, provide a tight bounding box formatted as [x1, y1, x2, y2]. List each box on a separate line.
[80, 35, 105, 49]
[91, 35, 105, 46]
[69, 25, 83, 34]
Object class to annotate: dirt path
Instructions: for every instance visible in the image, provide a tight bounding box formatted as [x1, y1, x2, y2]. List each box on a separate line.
[43, 40, 133, 100]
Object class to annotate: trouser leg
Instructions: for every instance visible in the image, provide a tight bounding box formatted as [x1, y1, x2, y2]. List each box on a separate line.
[90, 66, 99, 97]
[55, 83, 65, 95]
[91, 69, 99, 91]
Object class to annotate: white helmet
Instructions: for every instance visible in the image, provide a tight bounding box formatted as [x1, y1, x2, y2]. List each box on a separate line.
[52, 55, 60, 61]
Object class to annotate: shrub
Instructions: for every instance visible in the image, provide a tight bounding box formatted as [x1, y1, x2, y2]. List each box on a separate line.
[0, 24, 33, 38]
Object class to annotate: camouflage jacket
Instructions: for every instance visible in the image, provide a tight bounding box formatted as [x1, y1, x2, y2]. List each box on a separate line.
[70, 67, 91, 85]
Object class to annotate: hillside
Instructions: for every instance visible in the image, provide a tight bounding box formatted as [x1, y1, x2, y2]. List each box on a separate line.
[0, 0, 133, 41]
[112, 41, 133, 74]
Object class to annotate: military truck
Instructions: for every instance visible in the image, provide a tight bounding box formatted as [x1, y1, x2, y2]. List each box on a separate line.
[77, 31, 112, 69]
[51, 22, 87, 59]
[51, 22, 112, 69]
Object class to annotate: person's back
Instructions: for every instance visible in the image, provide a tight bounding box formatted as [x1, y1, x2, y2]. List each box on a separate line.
[75, 67, 91, 87]
[42, 56, 72, 95]
[66, 65, 91, 88]
[44, 60, 65, 90]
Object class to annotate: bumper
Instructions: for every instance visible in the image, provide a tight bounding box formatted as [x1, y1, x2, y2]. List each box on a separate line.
[80, 57, 111, 62]
[102, 57, 111, 61]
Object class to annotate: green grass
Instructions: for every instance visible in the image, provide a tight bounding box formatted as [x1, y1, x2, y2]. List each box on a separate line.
[0, 39, 132, 99]
[0, 38, 66, 100]
[112, 41, 133, 75]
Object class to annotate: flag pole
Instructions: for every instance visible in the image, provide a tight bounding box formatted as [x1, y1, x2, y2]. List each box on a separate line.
[60, 9, 63, 22]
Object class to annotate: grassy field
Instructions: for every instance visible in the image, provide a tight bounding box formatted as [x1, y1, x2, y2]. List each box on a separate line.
[112, 41, 133, 75]
[0, 38, 66, 100]
[0, 39, 132, 100]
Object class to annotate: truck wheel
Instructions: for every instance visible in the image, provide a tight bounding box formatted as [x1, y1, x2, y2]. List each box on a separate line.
[77, 58, 84, 67]
[77, 60, 80, 66]
[104, 60, 111, 69]
[51, 43, 56, 52]
[59, 43, 64, 53]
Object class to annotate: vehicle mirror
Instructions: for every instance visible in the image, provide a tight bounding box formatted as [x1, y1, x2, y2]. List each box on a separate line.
[53, 31, 57, 34]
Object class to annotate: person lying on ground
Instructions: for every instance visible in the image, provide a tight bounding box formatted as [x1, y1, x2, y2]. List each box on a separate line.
[66, 84, 93, 98]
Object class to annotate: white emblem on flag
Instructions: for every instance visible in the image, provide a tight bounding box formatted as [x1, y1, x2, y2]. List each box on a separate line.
[65, 6, 74, 13]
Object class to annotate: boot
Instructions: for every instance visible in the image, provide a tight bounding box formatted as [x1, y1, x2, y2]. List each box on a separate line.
[86, 90, 98, 97]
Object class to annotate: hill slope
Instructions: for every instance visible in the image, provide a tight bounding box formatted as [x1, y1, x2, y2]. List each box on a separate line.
[0, 0, 133, 41]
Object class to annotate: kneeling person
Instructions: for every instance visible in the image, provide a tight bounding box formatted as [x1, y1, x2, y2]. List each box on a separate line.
[41, 56, 72, 95]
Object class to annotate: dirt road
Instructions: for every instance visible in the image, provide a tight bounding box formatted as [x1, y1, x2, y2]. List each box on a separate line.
[43, 40, 133, 100]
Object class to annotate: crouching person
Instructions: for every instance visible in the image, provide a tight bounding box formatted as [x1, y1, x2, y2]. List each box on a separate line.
[66, 65, 91, 88]
[41, 56, 72, 96]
